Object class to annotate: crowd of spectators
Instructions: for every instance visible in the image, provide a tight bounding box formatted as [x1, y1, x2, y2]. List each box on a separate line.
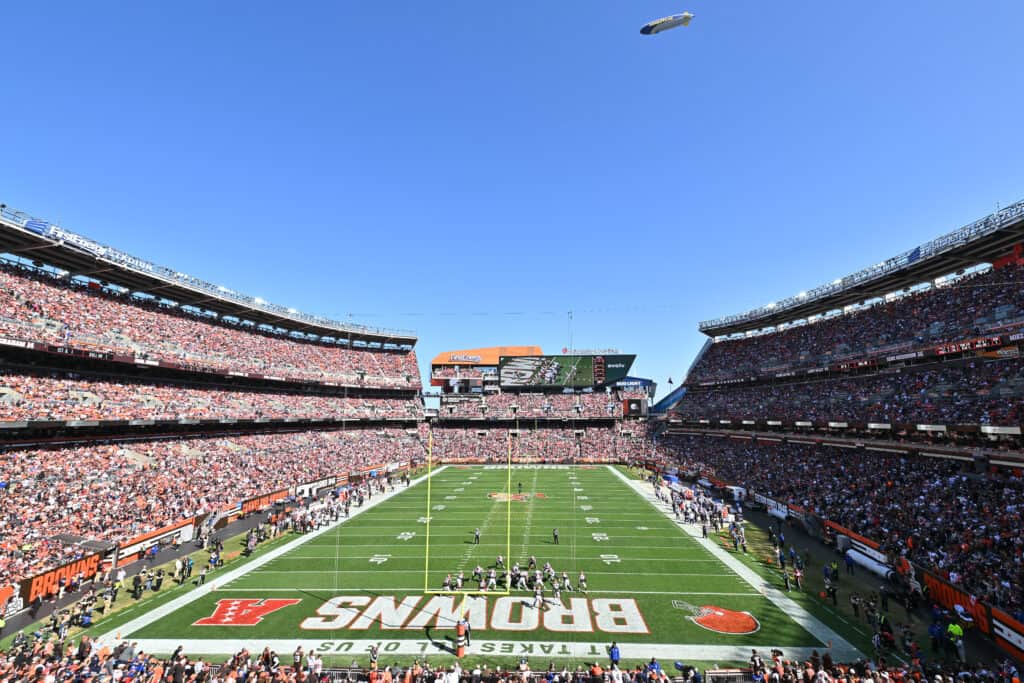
[661, 434, 1024, 615]
[676, 357, 1024, 426]
[691, 264, 1024, 383]
[0, 369, 423, 422]
[430, 425, 644, 462]
[0, 427, 424, 589]
[438, 392, 625, 420]
[743, 646, 1019, 683]
[0, 262, 420, 388]
[4, 636, 1019, 683]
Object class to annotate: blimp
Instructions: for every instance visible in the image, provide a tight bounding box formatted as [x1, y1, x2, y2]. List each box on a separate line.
[640, 12, 694, 35]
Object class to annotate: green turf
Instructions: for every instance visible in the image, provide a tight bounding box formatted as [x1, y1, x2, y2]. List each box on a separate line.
[117, 465, 829, 667]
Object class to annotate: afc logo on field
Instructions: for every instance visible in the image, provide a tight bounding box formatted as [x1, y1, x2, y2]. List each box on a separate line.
[194, 599, 302, 626]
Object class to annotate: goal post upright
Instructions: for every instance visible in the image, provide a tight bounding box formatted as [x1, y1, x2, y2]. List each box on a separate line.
[423, 429, 433, 594]
[506, 427, 512, 573]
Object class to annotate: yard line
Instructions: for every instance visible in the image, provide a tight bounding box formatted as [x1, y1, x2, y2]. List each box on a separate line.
[233, 569, 729, 577]
[259, 552, 717, 561]
[211, 587, 760, 596]
[516, 468, 540, 561]
[237, 569, 729, 575]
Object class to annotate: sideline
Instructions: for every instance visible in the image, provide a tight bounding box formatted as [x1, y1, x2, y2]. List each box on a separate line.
[605, 465, 863, 662]
[98, 466, 447, 643]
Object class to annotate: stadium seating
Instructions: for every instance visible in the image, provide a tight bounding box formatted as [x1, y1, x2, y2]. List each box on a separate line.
[430, 425, 645, 463]
[0, 370, 423, 422]
[660, 434, 1024, 614]
[0, 262, 420, 388]
[689, 264, 1024, 384]
[437, 392, 624, 420]
[0, 428, 422, 590]
[675, 357, 1024, 426]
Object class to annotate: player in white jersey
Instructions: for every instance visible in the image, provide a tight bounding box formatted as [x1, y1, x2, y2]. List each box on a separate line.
[487, 569, 497, 590]
[578, 571, 588, 594]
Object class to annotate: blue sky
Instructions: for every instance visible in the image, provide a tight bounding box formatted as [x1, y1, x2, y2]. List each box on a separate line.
[2, 1, 1023, 397]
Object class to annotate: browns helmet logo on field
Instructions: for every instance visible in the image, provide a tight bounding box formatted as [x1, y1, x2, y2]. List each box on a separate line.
[672, 600, 760, 635]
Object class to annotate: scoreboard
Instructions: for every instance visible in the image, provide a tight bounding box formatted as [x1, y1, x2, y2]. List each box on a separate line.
[498, 354, 635, 388]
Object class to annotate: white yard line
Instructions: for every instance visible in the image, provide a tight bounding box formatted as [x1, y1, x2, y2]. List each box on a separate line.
[209, 587, 761, 596]
[262, 557, 720, 561]
[245, 568, 726, 574]
[605, 465, 863, 661]
[125, 638, 840, 662]
[98, 467, 448, 643]
[516, 468, 541, 561]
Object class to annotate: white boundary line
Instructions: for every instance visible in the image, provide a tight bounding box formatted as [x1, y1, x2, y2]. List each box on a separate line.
[605, 465, 863, 662]
[208, 587, 761, 596]
[99, 467, 448, 643]
[121, 638, 834, 662]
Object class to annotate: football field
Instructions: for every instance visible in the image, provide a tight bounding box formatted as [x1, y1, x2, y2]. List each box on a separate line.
[99, 466, 860, 666]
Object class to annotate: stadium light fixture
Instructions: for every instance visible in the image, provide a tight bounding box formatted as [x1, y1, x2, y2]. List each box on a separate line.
[254, 297, 266, 304]
[797, 291, 807, 298]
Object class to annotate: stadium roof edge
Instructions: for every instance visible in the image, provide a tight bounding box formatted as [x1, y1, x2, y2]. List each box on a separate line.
[0, 205, 417, 346]
[699, 199, 1024, 337]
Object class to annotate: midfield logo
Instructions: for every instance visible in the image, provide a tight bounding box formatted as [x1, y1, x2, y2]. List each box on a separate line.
[488, 492, 546, 502]
[672, 600, 760, 635]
